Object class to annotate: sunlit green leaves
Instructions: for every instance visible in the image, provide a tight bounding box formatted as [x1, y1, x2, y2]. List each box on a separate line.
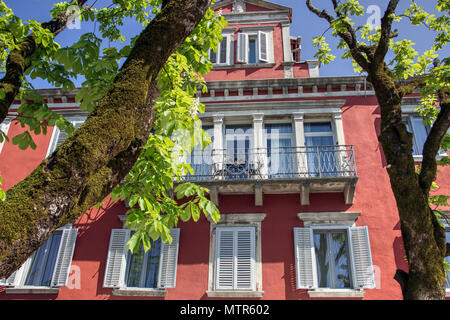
[312, 36, 335, 66]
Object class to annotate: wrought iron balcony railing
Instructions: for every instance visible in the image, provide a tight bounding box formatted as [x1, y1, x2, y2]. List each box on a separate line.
[182, 145, 357, 182]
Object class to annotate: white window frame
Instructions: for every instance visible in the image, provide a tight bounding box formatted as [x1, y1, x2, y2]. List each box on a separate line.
[295, 211, 375, 298]
[210, 34, 232, 66]
[402, 113, 448, 161]
[104, 217, 180, 297]
[0, 224, 78, 294]
[0, 118, 11, 154]
[236, 30, 273, 65]
[46, 116, 86, 156]
[206, 213, 265, 298]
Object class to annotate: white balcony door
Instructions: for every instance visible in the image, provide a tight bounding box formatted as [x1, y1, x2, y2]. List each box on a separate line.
[304, 122, 337, 177]
[264, 123, 294, 178]
[224, 124, 254, 179]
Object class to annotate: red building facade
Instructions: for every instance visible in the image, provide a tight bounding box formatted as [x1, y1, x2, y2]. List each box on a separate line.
[0, 0, 449, 300]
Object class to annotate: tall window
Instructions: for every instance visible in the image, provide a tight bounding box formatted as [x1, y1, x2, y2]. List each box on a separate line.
[103, 228, 180, 291]
[304, 122, 337, 177]
[0, 226, 78, 288]
[214, 227, 256, 291]
[446, 230, 450, 289]
[402, 115, 431, 156]
[188, 126, 214, 180]
[248, 36, 257, 64]
[237, 31, 269, 64]
[0, 118, 11, 154]
[210, 37, 229, 65]
[223, 124, 254, 179]
[294, 226, 375, 291]
[125, 238, 162, 289]
[313, 229, 351, 289]
[264, 123, 294, 178]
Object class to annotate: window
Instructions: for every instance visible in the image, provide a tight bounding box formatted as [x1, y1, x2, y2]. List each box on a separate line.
[313, 229, 352, 288]
[402, 115, 431, 156]
[103, 228, 180, 295]
[264, 123, 294, 178]
[304, 122, 338, 177]
[446, 230, 450, 291]
[294, 226, 375, 295]
[0, 118, 11, 154]
[237, 31, 270, 64]
[207, 213, 265, 298]
[215, 226, 256, 291]
[47, 116, 86, 156]
[187, 126, 214, 181]
[210, 36, 230, 65]
[223, 124, 254, 179]
[0, 226, 78, 290]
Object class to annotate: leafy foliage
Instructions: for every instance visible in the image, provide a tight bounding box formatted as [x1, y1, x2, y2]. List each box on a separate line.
[0, 0, 227, 252]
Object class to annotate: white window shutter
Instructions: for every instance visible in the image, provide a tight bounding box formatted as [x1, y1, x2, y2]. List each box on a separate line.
[0, 271, 17, 287]
[157, 228, 180, 289]
[48, 119, 85, 155]
[0, 261, 28, 287]
[103, 229, 130, 288]
[215, 227, 255, 291]
[235, 228, 255, 290]
[237, 33, 248, 63]
[258, 31, 269, 62]
[294, 227, 317, 289]
[349, 226, 375, 289]
[51, 228, 78, 287]
[215, 229, 235, 290]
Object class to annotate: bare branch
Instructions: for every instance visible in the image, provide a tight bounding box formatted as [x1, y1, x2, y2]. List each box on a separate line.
[373, 0, 400, 65]
[306, 0, 369, 71]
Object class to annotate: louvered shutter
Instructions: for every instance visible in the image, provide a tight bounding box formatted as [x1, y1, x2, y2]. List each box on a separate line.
[0, 261, 27, 287]
[349, 226, 375, 288]
[51, 228, 78, 287]
[237, 33, 248, 63]
[215, 227, 255, 291]
[103, 229, 130, 288]
[215, 229, 235, 290]
[157, 228, 180, 289]
[235, 228, 255, 290]
[294, 227, 317, 289]
[48, 119, 85, 155]
[0, 271, 17, 287]
[258, 31, 269, 62]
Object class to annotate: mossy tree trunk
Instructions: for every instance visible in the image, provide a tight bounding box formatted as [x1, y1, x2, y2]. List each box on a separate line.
[369, 63, 447, 300]
[0, 0, 211, 279]
[306, 0, 449, 299]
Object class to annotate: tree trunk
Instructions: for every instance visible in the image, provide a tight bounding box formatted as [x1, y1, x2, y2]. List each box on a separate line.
[369, 64, 447, 300]
[0, 0, 211, 279]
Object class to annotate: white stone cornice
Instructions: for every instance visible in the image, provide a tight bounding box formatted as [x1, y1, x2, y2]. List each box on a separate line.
[297, 211, 361, 226]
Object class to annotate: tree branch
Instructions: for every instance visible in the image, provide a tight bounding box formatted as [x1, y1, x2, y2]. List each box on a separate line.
[419, 100, 450, 195]
[373, 0, 400, 65]
[305, 0, 369, 71]
[0, 0, 90, 126]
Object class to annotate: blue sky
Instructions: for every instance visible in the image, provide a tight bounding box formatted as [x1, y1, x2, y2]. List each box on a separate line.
[3, 0, 449, 88]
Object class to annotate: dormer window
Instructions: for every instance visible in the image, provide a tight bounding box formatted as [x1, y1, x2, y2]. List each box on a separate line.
[210, 35, 231, 65]
[237, 31, 270, 64]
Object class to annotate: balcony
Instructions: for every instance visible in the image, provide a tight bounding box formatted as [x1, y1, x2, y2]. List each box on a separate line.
[181, 145, 358, 206]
